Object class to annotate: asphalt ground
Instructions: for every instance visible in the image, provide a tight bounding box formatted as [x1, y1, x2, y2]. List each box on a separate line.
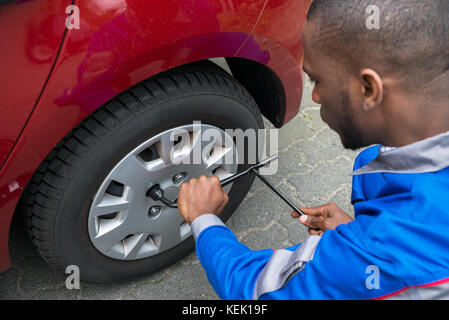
[0, 81, 361, 300]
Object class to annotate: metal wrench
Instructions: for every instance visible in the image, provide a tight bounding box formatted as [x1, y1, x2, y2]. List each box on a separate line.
[147, 154, 305, 216]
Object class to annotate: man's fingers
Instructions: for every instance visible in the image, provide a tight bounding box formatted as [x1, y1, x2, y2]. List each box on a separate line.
[300, 206, 327, 217]
[299, 215, 324, 230]
[290, 212, 323, 232]
[216, 187, 229, 214]
[308, 228, 324, 236]
[292, 206, 325, 219]
[291, 211, 301, 218]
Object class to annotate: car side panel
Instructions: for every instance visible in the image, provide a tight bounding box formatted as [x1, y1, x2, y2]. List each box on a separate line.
[0, 0, 72, 169]
[0, 0, 72, 271]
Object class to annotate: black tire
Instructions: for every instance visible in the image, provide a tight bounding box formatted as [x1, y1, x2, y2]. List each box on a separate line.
[18, 61, 264, 282]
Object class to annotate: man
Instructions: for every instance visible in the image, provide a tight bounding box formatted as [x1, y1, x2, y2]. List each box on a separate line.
[177, 0, 449, 299]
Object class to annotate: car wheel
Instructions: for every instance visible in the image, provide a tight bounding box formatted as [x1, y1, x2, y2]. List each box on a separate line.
[18, 61, 264, 282]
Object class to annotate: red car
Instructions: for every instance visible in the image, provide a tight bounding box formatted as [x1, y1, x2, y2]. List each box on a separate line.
[0, 0, 311, 282]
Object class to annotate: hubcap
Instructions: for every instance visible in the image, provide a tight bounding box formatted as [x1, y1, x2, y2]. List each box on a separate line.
[88, 124, 238, 260]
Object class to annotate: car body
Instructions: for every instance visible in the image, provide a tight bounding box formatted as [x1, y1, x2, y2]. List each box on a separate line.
[0, 0, 311, 273]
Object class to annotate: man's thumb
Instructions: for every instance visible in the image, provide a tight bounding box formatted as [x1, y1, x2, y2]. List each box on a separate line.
[300, 215, 323, 230]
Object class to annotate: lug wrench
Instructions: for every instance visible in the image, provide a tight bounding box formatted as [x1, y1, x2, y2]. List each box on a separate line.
[147, 155, 305, 216]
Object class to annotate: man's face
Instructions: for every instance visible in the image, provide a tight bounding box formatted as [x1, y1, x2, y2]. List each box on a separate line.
[302, 21, 371, 150]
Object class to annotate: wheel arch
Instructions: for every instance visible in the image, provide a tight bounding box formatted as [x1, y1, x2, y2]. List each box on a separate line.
[225, 57, 286, 128]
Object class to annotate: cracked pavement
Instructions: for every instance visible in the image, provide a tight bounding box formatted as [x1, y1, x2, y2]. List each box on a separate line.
[0, 81, 361, 300]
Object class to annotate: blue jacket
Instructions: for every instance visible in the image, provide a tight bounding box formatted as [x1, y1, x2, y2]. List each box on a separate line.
[191, 131, 449, 299]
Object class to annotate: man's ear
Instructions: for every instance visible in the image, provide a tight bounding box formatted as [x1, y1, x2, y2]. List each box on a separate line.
[360, 69, 384, 111]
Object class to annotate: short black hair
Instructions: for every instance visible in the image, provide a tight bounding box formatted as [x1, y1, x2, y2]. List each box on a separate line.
[306, 0, 449, 89]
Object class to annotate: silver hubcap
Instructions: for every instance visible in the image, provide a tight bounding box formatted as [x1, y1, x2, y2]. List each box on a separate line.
[88, 124, 238, 260]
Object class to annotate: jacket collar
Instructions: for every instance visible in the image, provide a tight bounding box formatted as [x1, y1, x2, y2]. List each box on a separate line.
[351, 130, 449, 175]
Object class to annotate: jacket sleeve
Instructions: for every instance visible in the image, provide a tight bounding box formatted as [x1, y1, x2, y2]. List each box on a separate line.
[192, 214, 275, 300]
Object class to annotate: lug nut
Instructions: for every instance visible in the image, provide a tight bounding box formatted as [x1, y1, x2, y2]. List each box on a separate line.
[172, 172, 187, 185]
[148, 206, 161, 219]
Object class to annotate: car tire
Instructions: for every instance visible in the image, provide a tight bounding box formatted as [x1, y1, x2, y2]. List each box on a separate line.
[18, 61, 264, 282]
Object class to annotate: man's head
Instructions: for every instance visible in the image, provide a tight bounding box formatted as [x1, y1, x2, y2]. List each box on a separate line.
[302, 0, 449, 150]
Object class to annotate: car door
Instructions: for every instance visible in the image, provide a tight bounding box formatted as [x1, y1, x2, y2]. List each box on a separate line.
[0, 0, 71, 169]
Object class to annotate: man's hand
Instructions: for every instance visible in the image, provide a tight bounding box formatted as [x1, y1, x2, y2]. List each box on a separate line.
[291, 203, 354, 236]
[177, 175, 229, 225]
